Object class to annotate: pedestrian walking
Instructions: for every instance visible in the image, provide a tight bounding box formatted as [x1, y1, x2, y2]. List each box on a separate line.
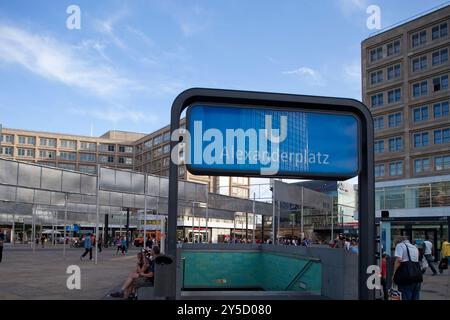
[439, 239, 450, 274]
[121, 236, 128, 255]
[40, 234, 45, 248]
[115, 237, 122, 255]
[80, 233, 93, 261]
[98, 235, 102, 253]
[422, 236, 437, 275]
[392, 236, 423, 300]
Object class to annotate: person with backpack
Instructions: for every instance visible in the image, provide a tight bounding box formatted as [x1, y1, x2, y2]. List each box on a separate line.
[392, 236, 423, 300]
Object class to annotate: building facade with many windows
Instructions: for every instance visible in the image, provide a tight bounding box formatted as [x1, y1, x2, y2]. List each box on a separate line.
[362, 5, 450, 254]
[0, 128, 141, 173]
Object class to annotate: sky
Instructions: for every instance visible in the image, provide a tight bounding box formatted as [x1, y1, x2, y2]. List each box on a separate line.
[0, 0, 448, 137]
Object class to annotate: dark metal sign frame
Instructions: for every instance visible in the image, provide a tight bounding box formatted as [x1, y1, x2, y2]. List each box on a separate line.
[168, 88, 375, 300]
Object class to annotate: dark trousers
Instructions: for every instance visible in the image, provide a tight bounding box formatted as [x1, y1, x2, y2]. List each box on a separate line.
[0, 246, 3, 263]
[398, 282, 421, 300]
[381, 278, 388, 300]
[425, 254, 437, 274]
[82, 248, 92, 260]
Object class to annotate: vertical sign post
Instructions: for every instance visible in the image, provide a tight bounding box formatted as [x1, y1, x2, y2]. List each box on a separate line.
[168, 88, 374, 300]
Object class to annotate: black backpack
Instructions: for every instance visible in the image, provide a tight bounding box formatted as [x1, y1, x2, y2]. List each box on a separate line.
[393, 243, 423, 286]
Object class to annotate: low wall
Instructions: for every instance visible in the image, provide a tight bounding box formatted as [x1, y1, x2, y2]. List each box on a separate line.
[178, 244, 358, 300]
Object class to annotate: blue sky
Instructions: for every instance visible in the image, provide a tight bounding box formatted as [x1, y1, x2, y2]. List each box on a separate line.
[0, 0, 447, 137]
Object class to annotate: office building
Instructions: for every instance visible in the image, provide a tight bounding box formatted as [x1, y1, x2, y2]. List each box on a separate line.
[362, 4, 450, 252]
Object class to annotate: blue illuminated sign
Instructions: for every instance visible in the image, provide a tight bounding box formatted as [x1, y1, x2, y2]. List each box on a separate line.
[185, 104, 359, 177]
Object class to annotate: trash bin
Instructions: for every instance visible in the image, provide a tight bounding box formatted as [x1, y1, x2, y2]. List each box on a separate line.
[154, 254, 175, 299]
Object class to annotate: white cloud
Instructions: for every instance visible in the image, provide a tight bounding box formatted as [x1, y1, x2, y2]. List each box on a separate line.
[69, 105, 159, 125]
[282, 67, 324, 86]
[93, 10, 129, 50]
[0, 24, 138, 97]
[338, 0, 368, 15]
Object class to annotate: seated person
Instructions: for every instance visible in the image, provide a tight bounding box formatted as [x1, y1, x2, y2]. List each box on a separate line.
[111, 246, 160, 299]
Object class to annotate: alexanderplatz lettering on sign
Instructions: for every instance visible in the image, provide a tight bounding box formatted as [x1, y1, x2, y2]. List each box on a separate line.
[167, 88, 375, 300]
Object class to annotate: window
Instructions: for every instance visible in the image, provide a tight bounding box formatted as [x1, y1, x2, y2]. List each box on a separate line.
[388, 88, 401, 103]
[432, 22, 448, 40]
[1, 134, 13, 143]
[388, 113, 402, 127]
[389, 137, 403, 152]
[413, 81, 428, 97]
[414, 132, 429, 147]
[143, 140, 152, 150]
[434, 101, 449, 118]
[413, 106, 429, 122]
[39, 137, 55, 146]
[387, 64, 401, 80]
[163, 132, 170, 142]
[39, 150, 55, 159]
[432, 48, 448, 66]
[27, 137, 35, 145]
[433, 75, 448, 92]
[0, 147, 13, 155]
[434, 128, 450, 144]
[17, 148, 34, 157]
[153, 147, 162, 158]
[80, 153, 96, 162]
[387, 40, 400, 56]
[153, 135, 162, 145]
[163, 144, 170, 154]
[374, 140, 384, 154]
[18, 136, 26, 144]
[118, 157, 132, 165]
[58, 163, 75, 171]
[60, 140, 77, 149]
[79, 165, 96, 174]
[99, 144, 114, 152]
[80, 142, 97, 151]
[371, 70, 383, 84]
[99, 155, 114, 163]
[48, 139, 56, 147]
[412, 30, 426, 47]
[370, 47, 383, 62]
[59, 151, 76, 161]
[371, 93, 384, 108]
[412, 56, 427, 72]
[414, 158, 431, 173]
[389, 161, 403, 176]
[163, 157, 170, 167]
[119, 145, 133, 153]
[374, 116, 384, 130]
[435, 155, 450, 171]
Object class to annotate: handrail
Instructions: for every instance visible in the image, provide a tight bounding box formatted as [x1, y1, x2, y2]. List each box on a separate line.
[284, 260, 315, 291]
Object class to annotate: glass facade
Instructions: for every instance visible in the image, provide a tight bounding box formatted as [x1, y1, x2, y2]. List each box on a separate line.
[376, 181, 450, 210]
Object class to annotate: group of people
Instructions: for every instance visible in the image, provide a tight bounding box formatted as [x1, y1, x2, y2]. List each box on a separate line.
[329, 236, 359, 254]
[115, 236, 128, 255]
[380, 236, 450, 300]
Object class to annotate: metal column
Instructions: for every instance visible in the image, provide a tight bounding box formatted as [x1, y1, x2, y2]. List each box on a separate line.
[63, 193, 68, 258]
[95, 165, 100, 265]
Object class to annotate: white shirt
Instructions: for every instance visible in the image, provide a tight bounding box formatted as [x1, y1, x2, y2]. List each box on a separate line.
[423, 240, 433, 255]
[394, 240, 419, 262]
